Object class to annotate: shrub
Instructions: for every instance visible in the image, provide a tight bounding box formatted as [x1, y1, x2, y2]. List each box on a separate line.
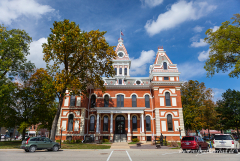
[70, 140, 75, 144]
[132, 138, 139, 142]
[103, 139, 109, 142]
[169, 141, 179, 147]
[76, 139, 82, 143]
[56, 140, 60, 143]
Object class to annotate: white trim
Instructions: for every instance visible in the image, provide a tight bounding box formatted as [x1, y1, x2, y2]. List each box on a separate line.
[129, 93, 139, 98]
[95, 107, 146, 114]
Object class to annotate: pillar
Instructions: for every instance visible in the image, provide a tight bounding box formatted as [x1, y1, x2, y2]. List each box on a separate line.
[110, 113, 113, 133]
[96, 113, 99, 133]
[128, 113, 130, 133]
[141, 113, 144, 133]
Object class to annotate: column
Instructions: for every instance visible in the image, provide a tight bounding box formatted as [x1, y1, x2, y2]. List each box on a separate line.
[96, 113, 99, 133]
[128, 113, 130, 133]
[141, 113, 144, 133]
[110, 113, 113, 133]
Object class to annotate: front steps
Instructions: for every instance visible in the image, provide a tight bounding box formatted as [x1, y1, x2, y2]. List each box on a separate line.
[114, 134, 127, 142]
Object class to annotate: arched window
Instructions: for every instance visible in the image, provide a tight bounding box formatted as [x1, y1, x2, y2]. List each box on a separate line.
[165, 92, 171, 106]
[132, 116, 137, 131]
[163, 62, 167, 70]
[119, 68, 122, 74]
[167, 114, 173, 131]
[117, 94, 124, 107]
[67, 114, 74, 131]
[146, 116, 151, 131]
[90, 116, 95, 131]
[70, 95, 75, 106]
[103, 116, 108, 131]
[104, 95, 109, 107]
[91, 95, 96, 108]
[145, 95, 150, 108]
[124, 68, 127, 75]
[132, 95, 137, 107]
[114, 68, 117, 75]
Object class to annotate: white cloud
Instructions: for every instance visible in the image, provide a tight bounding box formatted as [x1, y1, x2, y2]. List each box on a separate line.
[141, 0, 164, 8]
[130, 50, 155, 76]
[211, 26, 219, 32]
[198, 49, 210, 61]
[212, 88, 225, 102]
[191, 38, 208, 47]
[178, 62, 206, 81]
[193, 25, 204, 32]
[0, 0, 56, 25]
[145, 1, 217, 36]
[27, 38, 48, 69]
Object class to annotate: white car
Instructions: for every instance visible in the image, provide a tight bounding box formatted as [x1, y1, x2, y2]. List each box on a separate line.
[213, 134, 240, 153]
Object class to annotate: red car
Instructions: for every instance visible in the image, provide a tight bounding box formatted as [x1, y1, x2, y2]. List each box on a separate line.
[181, 136, 209, 152]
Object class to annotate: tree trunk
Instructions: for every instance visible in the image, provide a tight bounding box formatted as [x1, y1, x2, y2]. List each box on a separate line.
[50, 96, 63, 141]
[22, 128, 26, 141]
[237, 126, 239, 139]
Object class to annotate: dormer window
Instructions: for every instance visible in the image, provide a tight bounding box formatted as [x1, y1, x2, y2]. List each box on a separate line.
[136, 80, 141, 85]
[119, 79, 122, 85]
[163, 62, 167, 70]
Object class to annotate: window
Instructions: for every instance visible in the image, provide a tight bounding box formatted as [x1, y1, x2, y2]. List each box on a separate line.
[114, 68, 117, 75]
[167, 114, 173, 131]
[90, 116, 95, 131]
[147, 136, 151, 141]
[163, 62, 167, 70]
[30, 126, 32, 130]
[165, 92, 171, 106]
[91, 95, 96, 108]
[103, 116, 108, 131]
[124, 68, 127, 75]
[119, 79, 122, 85]
[67, 114, 74, 131]
[132, 116, 137, 131]
[164, 77, 169, 80]
[70, 95, 75, 106]
[34, 126, 35, 129]
[119, 68, 122, 74]
[145, 95, 150, 108]
[117, 95, 124, 107]
[104, 95, 109, 107]
[132, 95, 137, 107]
[146, 116, 151, 131]
[30, 138, 37, 141]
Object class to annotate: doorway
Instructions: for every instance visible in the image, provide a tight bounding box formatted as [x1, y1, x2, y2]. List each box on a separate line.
[115, 115, 125, 134]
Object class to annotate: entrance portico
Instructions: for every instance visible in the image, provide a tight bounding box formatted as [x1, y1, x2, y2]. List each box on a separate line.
[94, 107, 146, 142]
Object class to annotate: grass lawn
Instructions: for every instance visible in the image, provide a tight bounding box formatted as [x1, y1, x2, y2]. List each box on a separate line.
[0, 141, 111, 149]
[128, 142, 138, 144]
[61, 143, 111, 149]
[0, 140, 22, 149]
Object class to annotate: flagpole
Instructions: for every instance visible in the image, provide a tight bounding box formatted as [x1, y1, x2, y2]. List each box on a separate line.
[120, 29, 121, 39]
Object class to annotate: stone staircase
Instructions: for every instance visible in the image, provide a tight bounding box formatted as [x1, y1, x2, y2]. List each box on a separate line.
[114, 134, 127, 142]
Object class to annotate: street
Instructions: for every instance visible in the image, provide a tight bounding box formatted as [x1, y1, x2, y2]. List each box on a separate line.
[0, 149, 239, 161]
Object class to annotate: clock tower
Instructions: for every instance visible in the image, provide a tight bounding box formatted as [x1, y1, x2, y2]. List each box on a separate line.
[113, 38, 131, 78]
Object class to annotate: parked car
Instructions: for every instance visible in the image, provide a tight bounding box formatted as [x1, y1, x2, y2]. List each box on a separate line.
[1, 134, 10, 139]
[20, 137, 60, 152]
[202, 136, 210, 141]
[181, 136, 209, 152]
[213, 134, 240, 153]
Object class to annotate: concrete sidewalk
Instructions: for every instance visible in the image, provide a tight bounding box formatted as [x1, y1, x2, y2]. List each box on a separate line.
[110, 142, 130, 149]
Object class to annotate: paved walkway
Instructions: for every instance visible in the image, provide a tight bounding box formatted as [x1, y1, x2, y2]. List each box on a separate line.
[110, 142, 130, 149]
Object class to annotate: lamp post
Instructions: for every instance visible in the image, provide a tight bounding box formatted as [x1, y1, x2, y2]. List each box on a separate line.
[60, 127, 65, 148]
[178, 127, 182, 140]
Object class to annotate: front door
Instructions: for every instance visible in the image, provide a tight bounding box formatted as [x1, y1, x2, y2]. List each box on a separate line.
[115, 115, 125, 134]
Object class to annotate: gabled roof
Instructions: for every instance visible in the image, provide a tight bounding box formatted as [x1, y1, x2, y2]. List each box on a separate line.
[114, 38, 130, 61]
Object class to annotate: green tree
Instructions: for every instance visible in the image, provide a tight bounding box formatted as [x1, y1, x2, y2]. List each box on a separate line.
[204, 14, 240, 78]
[181, 80, 215, 134]
[0, 25, 32, 80]
[216, 89, 240, 137]
[42, 19, 116, 141]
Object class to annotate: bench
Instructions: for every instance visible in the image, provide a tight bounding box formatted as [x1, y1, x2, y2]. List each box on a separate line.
[156, 144, 161, 149]
[136, 143, 143, 147]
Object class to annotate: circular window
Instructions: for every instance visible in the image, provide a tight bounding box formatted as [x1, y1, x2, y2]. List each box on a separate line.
[136, 80, 141, 85]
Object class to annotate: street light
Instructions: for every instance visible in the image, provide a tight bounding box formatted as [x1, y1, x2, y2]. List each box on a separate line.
[177, 127, 182, 140]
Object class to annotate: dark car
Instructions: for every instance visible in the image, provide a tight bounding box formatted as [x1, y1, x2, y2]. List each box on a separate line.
[181, 136, 209, 152]
[202, 136, 210, 141]
[20, 137, 60, 152]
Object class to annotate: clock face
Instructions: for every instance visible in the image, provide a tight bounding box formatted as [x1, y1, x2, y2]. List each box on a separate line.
[118, 52, 124, 57]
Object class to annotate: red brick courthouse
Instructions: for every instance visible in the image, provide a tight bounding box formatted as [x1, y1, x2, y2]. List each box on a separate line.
[55, 38, 185, 142]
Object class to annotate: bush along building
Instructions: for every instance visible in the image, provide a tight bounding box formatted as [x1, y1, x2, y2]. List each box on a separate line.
[55, 38, 185, 142]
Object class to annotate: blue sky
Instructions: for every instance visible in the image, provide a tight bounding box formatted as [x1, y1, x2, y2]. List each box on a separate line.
[0, 0, 239, 101]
